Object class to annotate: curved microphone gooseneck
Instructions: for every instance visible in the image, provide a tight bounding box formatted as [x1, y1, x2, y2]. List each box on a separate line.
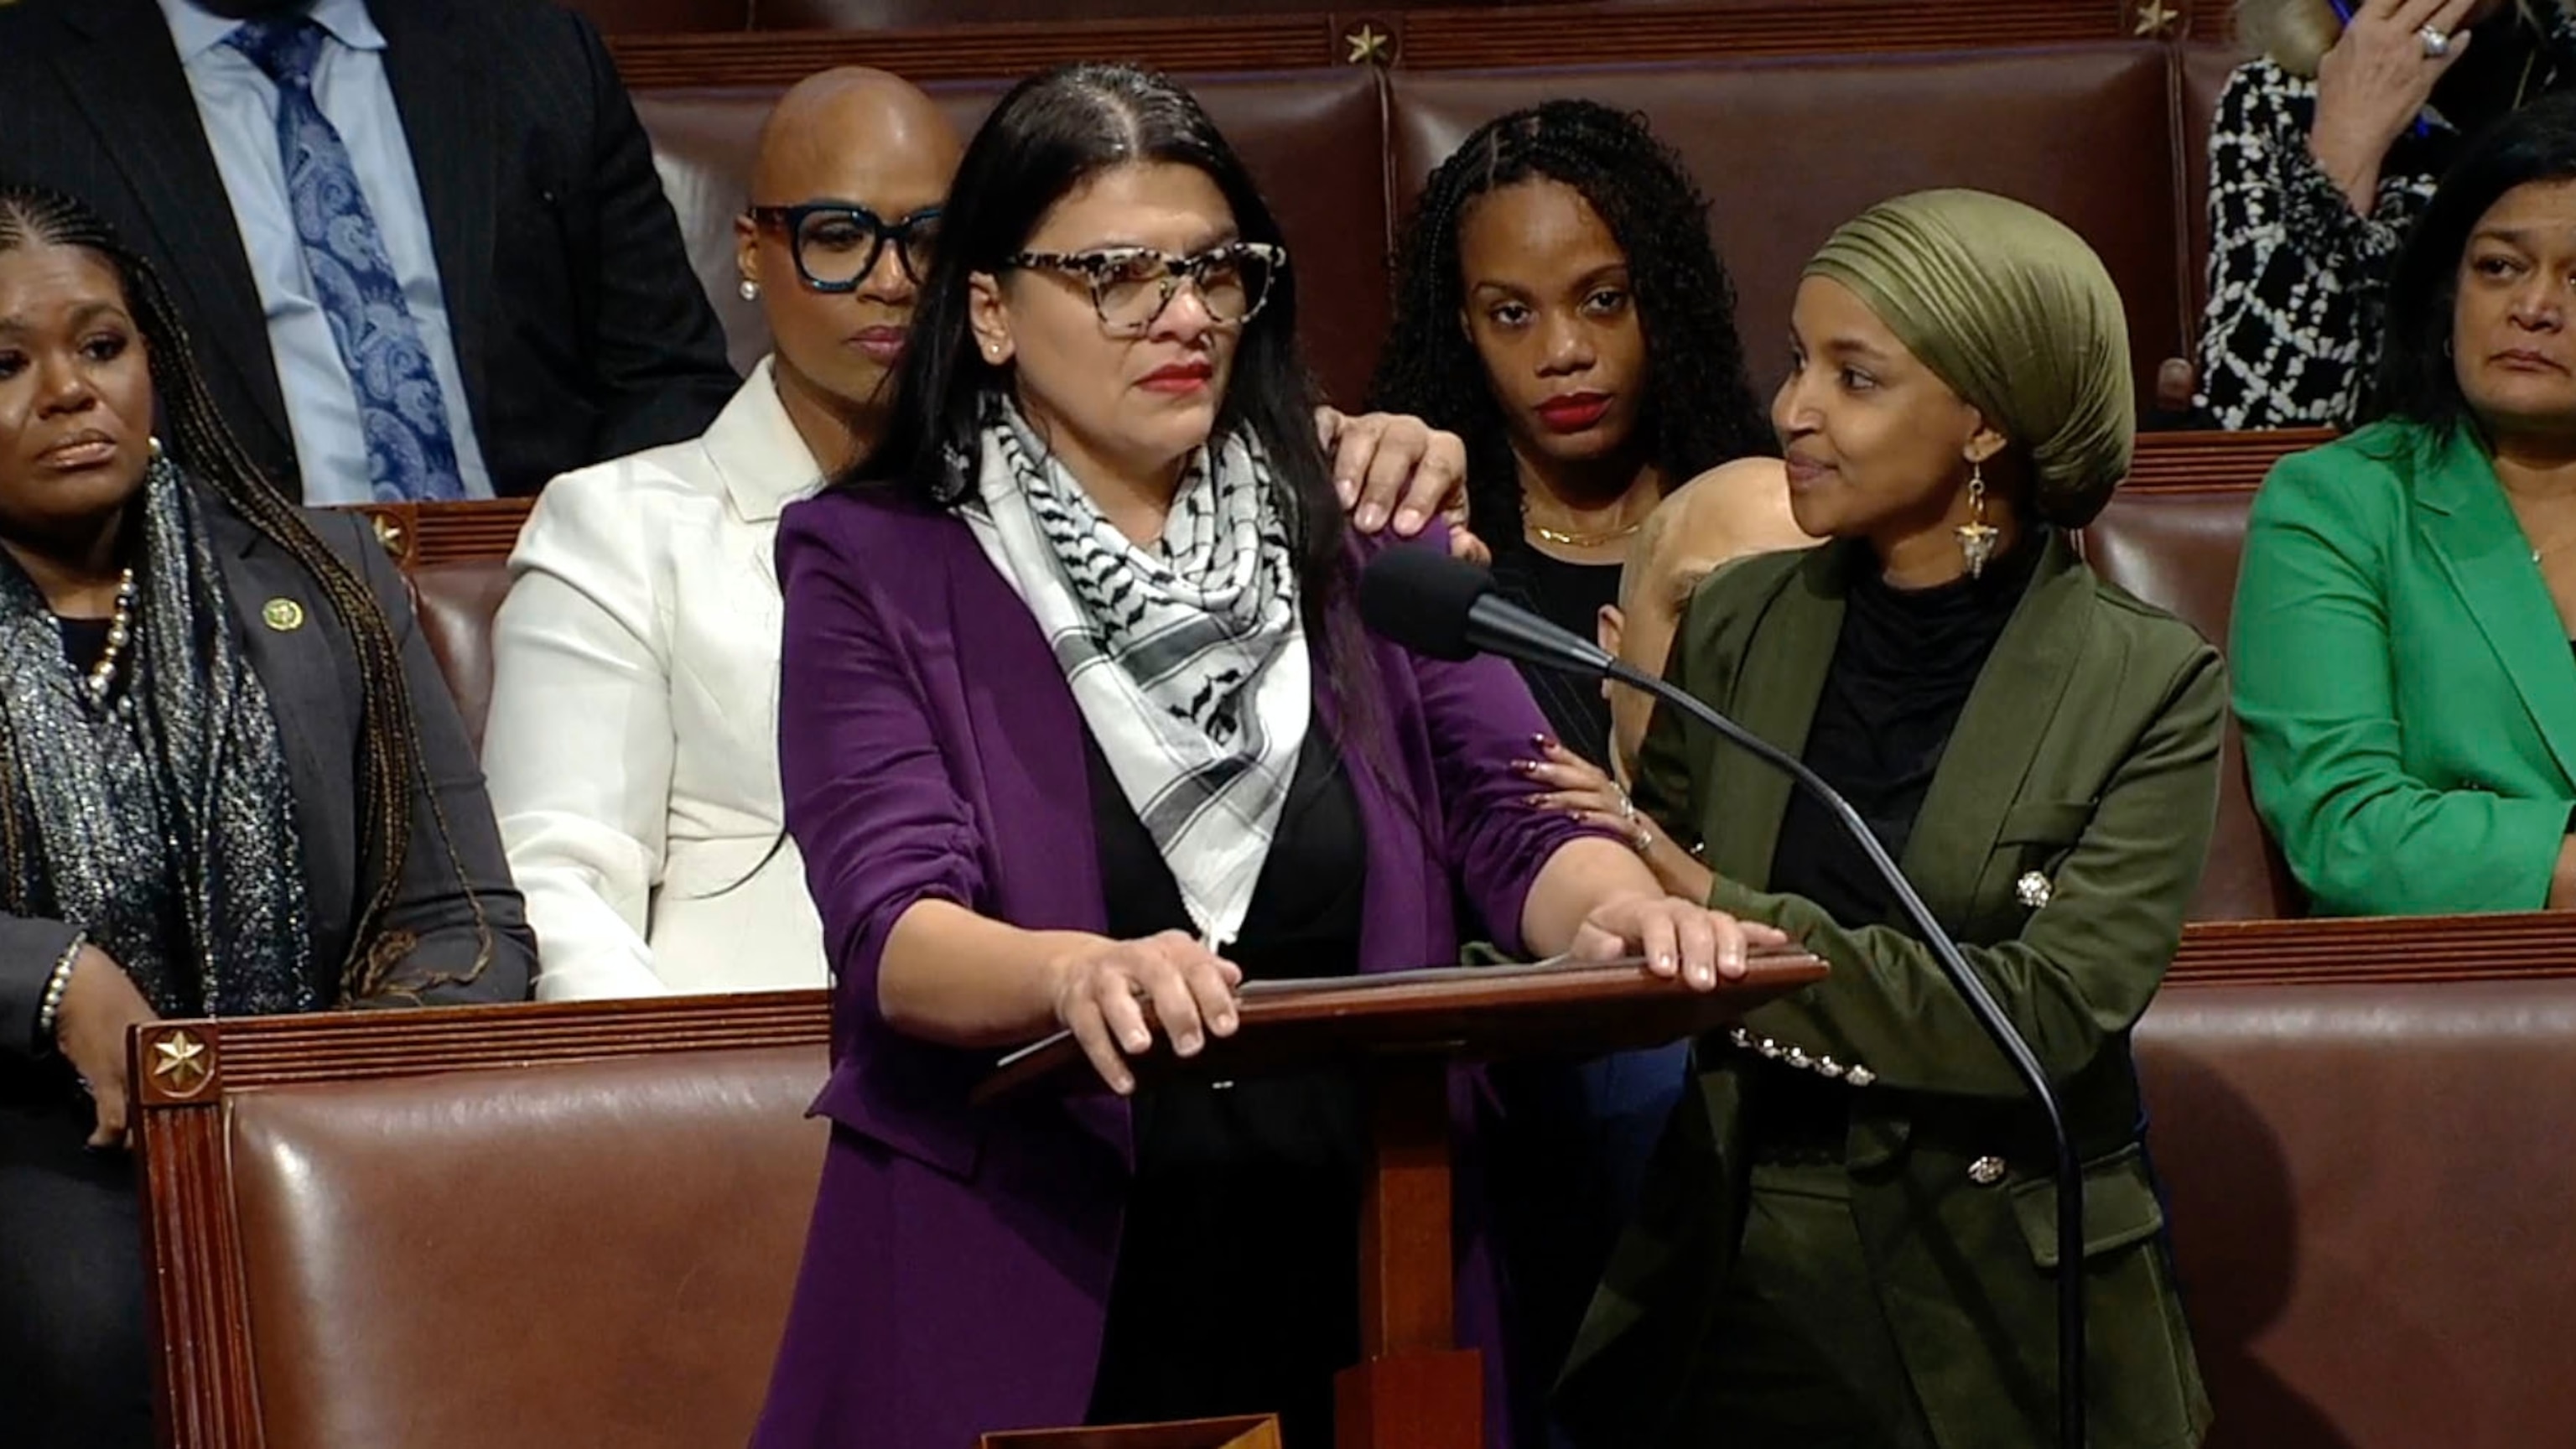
[1357, 547, 2086, 1449]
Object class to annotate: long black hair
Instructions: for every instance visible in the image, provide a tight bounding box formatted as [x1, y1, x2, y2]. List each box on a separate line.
[1367, 99, 1772, 544]
[0, 184, 488, 1003]
[842, 64, 1346, 610]
[2367, 91, 2576, 437]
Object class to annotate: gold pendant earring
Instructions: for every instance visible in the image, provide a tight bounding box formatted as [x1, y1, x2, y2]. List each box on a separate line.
[1955, 460, 1998, 581]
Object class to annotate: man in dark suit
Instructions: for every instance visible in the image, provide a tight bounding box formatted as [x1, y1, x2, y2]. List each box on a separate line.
[0, 0, 740, 501]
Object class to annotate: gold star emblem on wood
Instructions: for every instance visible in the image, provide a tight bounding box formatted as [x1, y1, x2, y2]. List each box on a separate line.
[151, 1029, 213, 1098]
[1343, 23, 1392, 66]
[368, 511, 409, 560]
[2132, 0, 2179, 36]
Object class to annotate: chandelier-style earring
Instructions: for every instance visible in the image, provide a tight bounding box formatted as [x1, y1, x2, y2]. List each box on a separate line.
[1955, 460, 1998, 581]
[738, 278, 761, 301]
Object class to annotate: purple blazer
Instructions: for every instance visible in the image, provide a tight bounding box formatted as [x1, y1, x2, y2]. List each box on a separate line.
[750, 486, 1589, 1449]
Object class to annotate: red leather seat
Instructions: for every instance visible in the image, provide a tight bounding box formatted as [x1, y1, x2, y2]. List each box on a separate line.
[1382, 45, 2187, 402]
[135, 1001, 833, 1449]
[2138, 977, 2576, 1448]
[2080, 486, 2300, 921]
[633, 68, 1394, 408]
[405, 557, 515, 756]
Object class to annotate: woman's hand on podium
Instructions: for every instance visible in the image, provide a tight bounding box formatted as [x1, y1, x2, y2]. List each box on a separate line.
[1047, 931, 1244, 1095]
[1567, 893, 1787, 993]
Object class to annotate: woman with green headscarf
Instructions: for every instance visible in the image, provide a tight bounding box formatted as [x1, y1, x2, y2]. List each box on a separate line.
[1552, 190, 2218, 1449]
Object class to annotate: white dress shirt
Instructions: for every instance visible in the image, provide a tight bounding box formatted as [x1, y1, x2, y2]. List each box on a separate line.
[158, 0, 493, 503]
[483, 359, 825, 1000]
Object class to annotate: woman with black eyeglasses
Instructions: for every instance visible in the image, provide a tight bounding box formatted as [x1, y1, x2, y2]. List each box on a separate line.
[480, 67, 965, 1000]
[484, 65, 1493, 1002]
[748, 60, 1779, 1449]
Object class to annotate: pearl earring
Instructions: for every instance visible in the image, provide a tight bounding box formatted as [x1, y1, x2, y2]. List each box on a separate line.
[738, 278, 760, 301]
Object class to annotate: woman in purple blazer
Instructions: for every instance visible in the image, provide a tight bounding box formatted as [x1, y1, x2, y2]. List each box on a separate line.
[750, 64, 1778, 1449]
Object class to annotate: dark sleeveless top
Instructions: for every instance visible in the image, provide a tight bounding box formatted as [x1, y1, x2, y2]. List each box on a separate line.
[1083, 728, 1369, 1449]
[1491, 542, 1621, 766]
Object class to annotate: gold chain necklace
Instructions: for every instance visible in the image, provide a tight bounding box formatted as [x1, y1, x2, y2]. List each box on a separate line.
[1527, 519, 1644, 550]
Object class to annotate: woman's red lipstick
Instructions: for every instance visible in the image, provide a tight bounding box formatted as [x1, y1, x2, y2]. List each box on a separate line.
[1140, 360, 1213, 395]
[1535, 391, 1613, 434]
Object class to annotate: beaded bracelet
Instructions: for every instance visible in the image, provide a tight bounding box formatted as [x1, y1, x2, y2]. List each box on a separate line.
[34, 934, 83, 1045]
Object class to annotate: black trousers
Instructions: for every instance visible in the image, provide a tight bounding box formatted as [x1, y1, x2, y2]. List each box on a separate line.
[0, 1075, 153, 1449]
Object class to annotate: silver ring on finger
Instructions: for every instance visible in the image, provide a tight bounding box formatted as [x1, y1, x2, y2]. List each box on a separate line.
[2419, 24, 2451, 58]
[1632, 827, 1654, 854]
[1617, 790, 1638, 823]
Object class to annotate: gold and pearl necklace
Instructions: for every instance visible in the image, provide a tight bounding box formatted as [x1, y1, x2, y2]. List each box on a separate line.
[83, 569, 138, 709]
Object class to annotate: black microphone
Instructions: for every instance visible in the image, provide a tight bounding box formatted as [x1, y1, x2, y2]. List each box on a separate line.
[1359, 546, 2089, 1449]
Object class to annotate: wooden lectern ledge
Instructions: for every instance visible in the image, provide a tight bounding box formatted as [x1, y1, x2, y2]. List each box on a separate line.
[974, 948, 1828, 1104]
[970, 950, 1828, 1449]
[980, 1414, 1282, 1449]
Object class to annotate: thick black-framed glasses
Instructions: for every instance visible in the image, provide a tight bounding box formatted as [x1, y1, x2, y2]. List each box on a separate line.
[1004, 242, 1286, 335]
[746, 202, 943, 291]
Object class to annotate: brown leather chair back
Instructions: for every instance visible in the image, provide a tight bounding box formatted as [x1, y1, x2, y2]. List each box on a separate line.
[2079, 486, 2298, 920]
[405, 557, 516, 756]
[564, 0, 750, 31]
[135, 999, 833, 1449]
[761, 0, 1426, 21]
[634, 68, 1392, 406]
[2137, 978, 2576, 1448]
[1382, 44, 2184, 402]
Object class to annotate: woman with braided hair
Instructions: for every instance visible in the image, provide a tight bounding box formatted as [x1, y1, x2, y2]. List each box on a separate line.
[1368, 99, 1810, 770]
[1372, 103, 1814, 1444]
[0, 184, 532, 1449]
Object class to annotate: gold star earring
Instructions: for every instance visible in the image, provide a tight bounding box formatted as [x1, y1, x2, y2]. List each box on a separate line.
[1955, 460, 1998, 581]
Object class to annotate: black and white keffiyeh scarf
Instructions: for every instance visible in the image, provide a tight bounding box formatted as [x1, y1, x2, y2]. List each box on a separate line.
[963, 397, 1309, 945]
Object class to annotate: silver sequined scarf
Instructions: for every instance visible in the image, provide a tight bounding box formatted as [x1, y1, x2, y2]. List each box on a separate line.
[0, 457, 313, 1018]
[962, 396, 1310, 947]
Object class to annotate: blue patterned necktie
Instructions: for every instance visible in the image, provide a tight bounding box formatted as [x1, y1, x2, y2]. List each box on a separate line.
[226, 17, 465, 502]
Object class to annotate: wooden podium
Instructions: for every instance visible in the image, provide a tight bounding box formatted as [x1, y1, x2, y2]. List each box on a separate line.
[978, 950, 1827, 1449]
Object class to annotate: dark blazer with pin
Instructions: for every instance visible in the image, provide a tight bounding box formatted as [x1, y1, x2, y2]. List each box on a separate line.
[2236, 421, 2576, 916]
[0, 486, 532, 1449]
[0, 495, 534, 1052]
[0, 0, 739, 499]
[1555, 533, 2219, 1449]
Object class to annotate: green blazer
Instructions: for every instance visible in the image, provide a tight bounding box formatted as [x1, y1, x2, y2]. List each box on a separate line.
[1555, 534, 2218, 1449]
[2235, 420, 2576, 916]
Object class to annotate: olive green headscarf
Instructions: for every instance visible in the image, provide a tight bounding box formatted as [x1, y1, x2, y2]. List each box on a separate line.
[1803, 189, 2134, 527]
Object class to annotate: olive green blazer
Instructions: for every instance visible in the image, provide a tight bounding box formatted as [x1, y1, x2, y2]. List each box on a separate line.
[1555, 534, 2219, 1449]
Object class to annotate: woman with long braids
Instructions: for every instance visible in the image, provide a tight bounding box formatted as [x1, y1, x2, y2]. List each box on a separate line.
[0, 185, 533, 1449]
[1368, 100, 1809, 769]
[1371, 103, 1814, 1440]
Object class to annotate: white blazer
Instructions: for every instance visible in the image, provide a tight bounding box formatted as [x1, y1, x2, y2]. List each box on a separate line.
[482, 359, 828, 1000]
